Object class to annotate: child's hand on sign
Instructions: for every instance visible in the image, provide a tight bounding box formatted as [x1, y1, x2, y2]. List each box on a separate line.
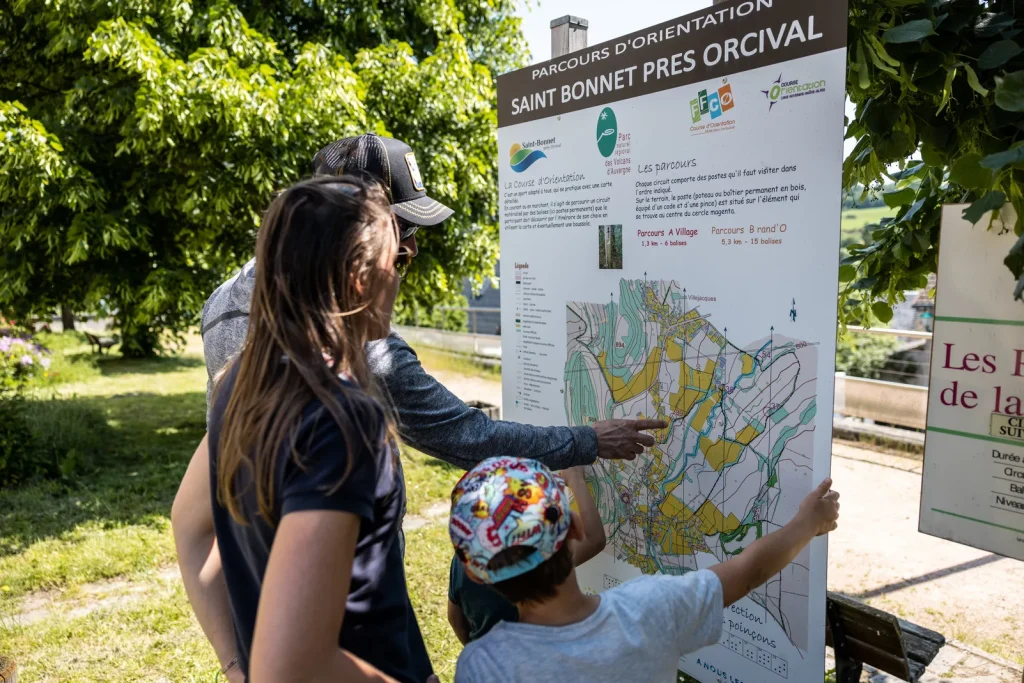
[798, 478, 840, 537]
[559, 466, 607, 565]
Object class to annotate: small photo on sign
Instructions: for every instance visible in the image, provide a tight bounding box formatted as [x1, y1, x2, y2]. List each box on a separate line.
[599, 225, 623, 270]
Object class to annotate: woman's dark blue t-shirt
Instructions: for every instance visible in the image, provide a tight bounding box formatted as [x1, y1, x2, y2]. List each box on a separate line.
[208, 367, 432, 682]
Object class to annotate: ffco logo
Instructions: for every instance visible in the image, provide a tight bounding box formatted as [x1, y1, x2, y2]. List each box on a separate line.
[690, 82, 735, 123]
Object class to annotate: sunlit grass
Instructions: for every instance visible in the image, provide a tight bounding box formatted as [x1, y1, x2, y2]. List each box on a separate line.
[0, 337, 467, 681]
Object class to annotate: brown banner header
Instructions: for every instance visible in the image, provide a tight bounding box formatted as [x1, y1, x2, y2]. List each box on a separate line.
[497, 0, 847, 127]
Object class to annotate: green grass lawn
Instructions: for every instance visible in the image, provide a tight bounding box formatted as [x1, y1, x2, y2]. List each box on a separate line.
[840, 206, 895, 259]
[0, 336, 465, 682]
[413, 345, 502, 380]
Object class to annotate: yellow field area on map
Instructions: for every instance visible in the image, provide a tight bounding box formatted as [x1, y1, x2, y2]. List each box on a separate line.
[595, 347, 663, 403]
[654, 494, 741, 555]
[692, 392, 719, 432]
[700, 424, 762, 470]
[670, 359, 716, 416]
[741, 351, 755, 374]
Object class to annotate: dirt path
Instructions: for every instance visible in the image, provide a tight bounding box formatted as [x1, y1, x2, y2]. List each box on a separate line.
[425, 366, 503, 410]
[15, 567, 181, 627]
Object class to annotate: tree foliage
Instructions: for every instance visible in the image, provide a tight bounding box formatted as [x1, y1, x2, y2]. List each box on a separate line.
[843, 0, 1024, 326]
[0, 0, 525, 355]
[835, 332, 902, 379]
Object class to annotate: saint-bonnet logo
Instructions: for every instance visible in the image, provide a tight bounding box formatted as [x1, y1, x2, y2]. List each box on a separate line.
[597, 107, 618, 158]
[509, 143, 546, 173]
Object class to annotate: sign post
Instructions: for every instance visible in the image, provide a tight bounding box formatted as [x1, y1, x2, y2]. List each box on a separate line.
[497, 0, 848, 680]
[919, 205, 1024, 562]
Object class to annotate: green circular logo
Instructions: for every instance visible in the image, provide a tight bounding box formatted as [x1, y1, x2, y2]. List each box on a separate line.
[769, 84, 782, 101]
[596, 107, 618, 158]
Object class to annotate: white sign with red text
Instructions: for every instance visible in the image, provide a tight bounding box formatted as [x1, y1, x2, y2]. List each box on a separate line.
[920, 204, 1024, 561]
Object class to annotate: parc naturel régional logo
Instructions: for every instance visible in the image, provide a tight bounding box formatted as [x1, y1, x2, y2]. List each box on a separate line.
[689, 83, 735, 123]
[509, 143, 546, 173]
[596, 107, 618, 158]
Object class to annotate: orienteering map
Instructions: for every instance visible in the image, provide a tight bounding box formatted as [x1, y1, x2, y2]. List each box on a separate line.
[565, 278, 818, 651]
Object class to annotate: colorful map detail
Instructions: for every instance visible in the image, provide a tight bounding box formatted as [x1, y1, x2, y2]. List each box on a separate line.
[565, 278, 817, 651]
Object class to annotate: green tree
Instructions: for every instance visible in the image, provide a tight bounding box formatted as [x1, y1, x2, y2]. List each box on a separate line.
[0, 0, 525, 355]
[842, 0, 1024, 326]
[835, 332, 901, 379]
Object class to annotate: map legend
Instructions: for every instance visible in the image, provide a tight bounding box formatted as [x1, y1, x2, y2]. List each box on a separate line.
[510, 266, 559, 415]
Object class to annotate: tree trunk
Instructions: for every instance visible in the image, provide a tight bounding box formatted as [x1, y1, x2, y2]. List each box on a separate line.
[118, 322, 157, 357]
[61, 305, 75, 332]
[116, 302, 157, 357]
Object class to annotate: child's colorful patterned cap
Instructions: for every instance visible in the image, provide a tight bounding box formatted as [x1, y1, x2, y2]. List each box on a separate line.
[449, 457, 572, 584]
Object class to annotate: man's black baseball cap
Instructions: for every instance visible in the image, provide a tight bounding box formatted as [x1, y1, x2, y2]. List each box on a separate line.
[312, 134, 454, 227]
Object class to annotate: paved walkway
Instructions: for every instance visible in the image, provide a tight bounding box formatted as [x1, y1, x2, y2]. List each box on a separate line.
[422, 359, 1024, 681]
[828, 443, 1023, 681]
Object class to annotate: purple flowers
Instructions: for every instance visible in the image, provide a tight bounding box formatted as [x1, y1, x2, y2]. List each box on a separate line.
[0, 337, 27, 352]
[2, 335, 53, 390]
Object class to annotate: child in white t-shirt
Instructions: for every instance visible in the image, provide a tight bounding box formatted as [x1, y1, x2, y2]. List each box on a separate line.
[447, 457, 840, 683]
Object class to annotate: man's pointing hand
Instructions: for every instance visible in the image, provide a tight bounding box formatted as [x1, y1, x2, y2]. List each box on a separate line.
[593, 419, 668, 461]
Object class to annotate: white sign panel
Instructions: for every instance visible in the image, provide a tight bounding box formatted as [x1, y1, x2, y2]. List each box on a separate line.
[920, 205, 1024, 562]
[496, 0, 848, 680]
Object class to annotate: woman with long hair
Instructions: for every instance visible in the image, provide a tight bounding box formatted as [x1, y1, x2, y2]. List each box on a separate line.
[206, 176, 431, 683]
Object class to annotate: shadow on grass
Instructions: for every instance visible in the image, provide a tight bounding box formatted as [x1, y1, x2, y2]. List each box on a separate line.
[422, 456, 462, 474]
[96, 355, 205, 377]
[0, 391, 207, 559]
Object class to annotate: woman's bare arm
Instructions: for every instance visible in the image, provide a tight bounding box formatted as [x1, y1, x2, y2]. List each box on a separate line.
[171, 434, 241, 681]
[249, 510, 398, 683]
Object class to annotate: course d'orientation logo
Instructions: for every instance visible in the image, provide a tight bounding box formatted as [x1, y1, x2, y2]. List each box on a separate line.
[596, 107, 618, 158]
[509, 143, 546, 173]
[763, 74, 827, 111]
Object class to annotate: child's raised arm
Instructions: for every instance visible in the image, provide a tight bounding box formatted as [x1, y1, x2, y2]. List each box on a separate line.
[709, 478, 840, 607]
[560, 466, 607, 565]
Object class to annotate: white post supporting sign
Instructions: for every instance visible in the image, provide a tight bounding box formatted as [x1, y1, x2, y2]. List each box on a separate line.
[919, 205, 1024, 562]
[496, 0, 848, 680]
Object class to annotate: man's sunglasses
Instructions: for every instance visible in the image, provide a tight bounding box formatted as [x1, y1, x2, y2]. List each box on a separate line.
[397, 217, 419, 241]
[391, 214, 416, 279]
[395, 247, 414, 280]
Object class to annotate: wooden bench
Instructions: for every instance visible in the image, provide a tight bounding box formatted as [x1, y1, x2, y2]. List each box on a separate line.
[466, 400, 501, 420]
[0, 655, 17, 683]
[827, 591, 945, 682]
[83, 331, 118, 355]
